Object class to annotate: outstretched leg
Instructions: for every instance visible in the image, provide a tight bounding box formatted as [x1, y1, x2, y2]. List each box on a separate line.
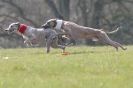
[96, 30, 127, 51]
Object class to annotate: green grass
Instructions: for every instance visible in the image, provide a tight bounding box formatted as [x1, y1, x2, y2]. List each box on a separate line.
[0, 46, 133, 88]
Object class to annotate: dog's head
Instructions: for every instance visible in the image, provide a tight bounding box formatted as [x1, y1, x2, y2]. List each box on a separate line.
[5, 22, 20, 34]
[42, 19, 63, 30]
[42, 19, 57, 29]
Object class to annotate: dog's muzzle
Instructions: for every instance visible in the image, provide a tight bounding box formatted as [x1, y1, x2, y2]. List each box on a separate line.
[5, 28, 15, 34]
[5, 28, 9, 31]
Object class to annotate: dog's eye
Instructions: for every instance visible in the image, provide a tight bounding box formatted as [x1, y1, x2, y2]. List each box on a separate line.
[10, 25, 13, 28]
[47, 22, 50, 25]
[49, 22, 55, 27]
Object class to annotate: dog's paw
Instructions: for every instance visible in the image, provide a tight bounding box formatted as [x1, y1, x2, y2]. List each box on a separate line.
[62, 52, 70, 55]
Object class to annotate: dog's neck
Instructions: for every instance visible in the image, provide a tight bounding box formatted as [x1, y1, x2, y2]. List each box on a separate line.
[55, 20, 63, 30]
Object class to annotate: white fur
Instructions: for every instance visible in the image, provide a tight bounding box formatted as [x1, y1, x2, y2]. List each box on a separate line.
[25, 26, 33, 35]
[92, 38, 99, 41]
[22, 26, 37, 46]
[55, 20, 63, 30]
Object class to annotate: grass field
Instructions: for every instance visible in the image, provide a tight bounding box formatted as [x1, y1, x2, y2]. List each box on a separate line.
[0, 46, 133, 88]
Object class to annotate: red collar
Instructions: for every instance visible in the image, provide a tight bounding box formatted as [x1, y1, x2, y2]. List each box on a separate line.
[18, 24, 27, 34]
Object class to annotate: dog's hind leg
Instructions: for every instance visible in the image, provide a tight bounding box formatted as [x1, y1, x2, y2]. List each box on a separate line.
[97, 31, 127, 51]
[113, 42, 127, 50]
[99, 38, 119, 51]
[51, 37, 66, 53]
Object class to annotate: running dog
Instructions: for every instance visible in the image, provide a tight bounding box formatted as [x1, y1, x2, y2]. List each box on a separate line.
[42, 19, 127, 51]
[5, 22, 66, 53]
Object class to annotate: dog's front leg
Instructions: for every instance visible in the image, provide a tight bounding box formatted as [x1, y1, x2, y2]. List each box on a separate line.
[24, 40, 33, 47]
[22, 35, 32, 46]
[24, 40, 29, 46]
[46, 39, 52, 53]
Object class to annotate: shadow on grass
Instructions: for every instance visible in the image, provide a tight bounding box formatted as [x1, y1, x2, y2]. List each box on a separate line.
[44, 50, 110, 55]
[32, 49, 112, 55]
[70, 51, 95, 55]
[70, 50, 112, 55]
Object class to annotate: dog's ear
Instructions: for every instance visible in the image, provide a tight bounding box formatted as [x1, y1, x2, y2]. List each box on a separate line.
[48, 19, 57, 28]
[15, 22, 20, 25]
[49, 21, 56, 27]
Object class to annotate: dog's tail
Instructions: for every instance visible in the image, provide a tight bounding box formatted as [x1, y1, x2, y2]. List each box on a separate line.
[105, 27, 120, 34]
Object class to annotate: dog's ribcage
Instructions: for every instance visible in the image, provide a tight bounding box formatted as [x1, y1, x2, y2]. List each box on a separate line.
[24, 26, 57, 44]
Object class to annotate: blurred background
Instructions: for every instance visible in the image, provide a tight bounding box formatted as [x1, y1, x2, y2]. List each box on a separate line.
[0, 0, 133, 48]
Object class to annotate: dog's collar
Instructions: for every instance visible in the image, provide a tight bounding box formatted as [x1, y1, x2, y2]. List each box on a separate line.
[55, 20, 63, 30]
[18, 24, 27, 34]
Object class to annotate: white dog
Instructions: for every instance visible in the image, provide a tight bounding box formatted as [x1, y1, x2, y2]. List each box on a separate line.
[5, 22, 66, 53]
